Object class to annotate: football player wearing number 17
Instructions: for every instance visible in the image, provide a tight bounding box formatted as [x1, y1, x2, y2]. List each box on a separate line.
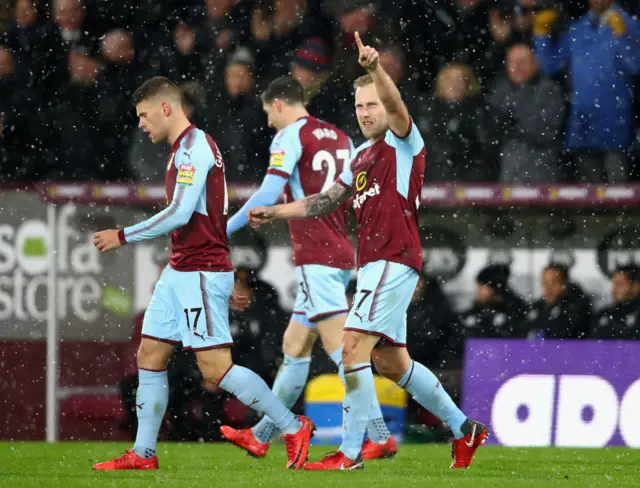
[222, 76, 398, 461]
[92, 77, 314, 471]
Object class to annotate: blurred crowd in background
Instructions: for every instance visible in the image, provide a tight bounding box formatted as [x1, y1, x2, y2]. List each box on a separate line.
[1, 0, 640, 183]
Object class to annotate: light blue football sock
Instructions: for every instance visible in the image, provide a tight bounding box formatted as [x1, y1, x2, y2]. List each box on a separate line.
[398, 360, 467, 439]
[133, 369, 168, 459]
[338, 363, 376, 461]
[366, 407, 391, 444]
[219, 364, 301, 435]
[329, 348, 391, 444]
[252, 354, 311, 443]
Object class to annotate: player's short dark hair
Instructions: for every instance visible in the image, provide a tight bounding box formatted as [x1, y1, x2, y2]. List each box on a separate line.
[180, 81, 206, 113]
[545, 263, 569, 282]
[132, 76, 181, 105]
[260, 76, 305, 105]
[353, 74, 374, 92]
[613, 264, 640, 283]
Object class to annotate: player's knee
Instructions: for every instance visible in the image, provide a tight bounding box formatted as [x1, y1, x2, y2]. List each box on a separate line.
[282, 337, 313, 357]
[373, 356, 404, 382]
[318, 325, 342, 356]
[137, 340, 171, 371]
[316, 315, 346, 356]
[342, 331, 370, 366]
[372, 355, 392, 377]
[372, 348, 411, 382]
[197, 358, 231, 385]
[282, 328, 315, 358]
[319, 335, 341, 357]
[196, 349, 233, 385]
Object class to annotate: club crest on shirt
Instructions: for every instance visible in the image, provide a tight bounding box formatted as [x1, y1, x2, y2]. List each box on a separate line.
[177, 163, 195, 185]
[355, 171, 368, 191]
[269, 150, 285, 168]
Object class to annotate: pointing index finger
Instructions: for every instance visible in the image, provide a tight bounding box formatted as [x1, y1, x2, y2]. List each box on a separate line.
[354, 31, 364, 52]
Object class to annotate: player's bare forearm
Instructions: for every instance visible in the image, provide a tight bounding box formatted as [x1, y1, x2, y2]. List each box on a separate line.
[369, 65, 406, 116]
[370, 65, 410, 136]
[302, 182, 350, 218]
[269, 200, 308, 220]
[276, 183, 349, 219]
[248, 183, 349, 226]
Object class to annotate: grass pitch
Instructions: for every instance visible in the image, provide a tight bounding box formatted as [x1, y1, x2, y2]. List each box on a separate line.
[0, 442, 639, 487]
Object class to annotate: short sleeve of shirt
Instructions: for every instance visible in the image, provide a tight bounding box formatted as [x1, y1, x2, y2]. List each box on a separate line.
[339, 139, 372, 188]
[334, 137, 356, 187]
[338, 165, 353, 188]
[385, 118, 424, 156]
[266, 119, 305, 179]
[175, 140, 214, 189]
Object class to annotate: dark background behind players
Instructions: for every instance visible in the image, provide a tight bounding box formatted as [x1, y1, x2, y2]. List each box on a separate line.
[590, 265, 640, 339]
[453, 264, 527, 360]
[229, 266, 286, 383]
[518, 263, 593, 339]
[417, 61, 498, 182]
[406, 276, 458, 372]
[1, 0, 640, 183]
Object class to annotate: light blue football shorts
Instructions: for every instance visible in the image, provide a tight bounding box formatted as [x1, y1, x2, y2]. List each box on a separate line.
[344, 260, 419, 347]
[142, 266, 234, 351]
[292, 264, 351, 328]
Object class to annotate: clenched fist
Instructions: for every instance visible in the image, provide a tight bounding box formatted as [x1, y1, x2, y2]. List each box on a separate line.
[247, 206, 277, 228]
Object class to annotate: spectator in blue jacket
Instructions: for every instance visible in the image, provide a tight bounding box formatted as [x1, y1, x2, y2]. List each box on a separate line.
[533, 1, 640, 183]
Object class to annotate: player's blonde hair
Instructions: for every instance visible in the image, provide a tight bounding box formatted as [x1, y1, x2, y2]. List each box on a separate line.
[353, 74, 374, 92]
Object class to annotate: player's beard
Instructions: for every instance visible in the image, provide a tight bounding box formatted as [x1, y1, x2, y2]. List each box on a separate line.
[361, 121, 387, 141]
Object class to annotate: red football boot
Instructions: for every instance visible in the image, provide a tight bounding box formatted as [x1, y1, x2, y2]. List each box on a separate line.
[304, 451, 364, 471]
[362, 436, 398, 460]
[450, 420, 489, 469]
[283, 415, 315, 470]
[92, 450, 159, 470]
[220, 425, 270, 458]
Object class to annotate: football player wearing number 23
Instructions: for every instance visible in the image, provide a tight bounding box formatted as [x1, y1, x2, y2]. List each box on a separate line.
[223, 75, 396, 461]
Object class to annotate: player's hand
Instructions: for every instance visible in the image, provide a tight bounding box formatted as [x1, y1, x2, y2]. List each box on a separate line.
[355, 31, 379, 72]
[230, 287, 250, 312]
[93, 229, 122, 252]
[247, 206, 276, 228]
